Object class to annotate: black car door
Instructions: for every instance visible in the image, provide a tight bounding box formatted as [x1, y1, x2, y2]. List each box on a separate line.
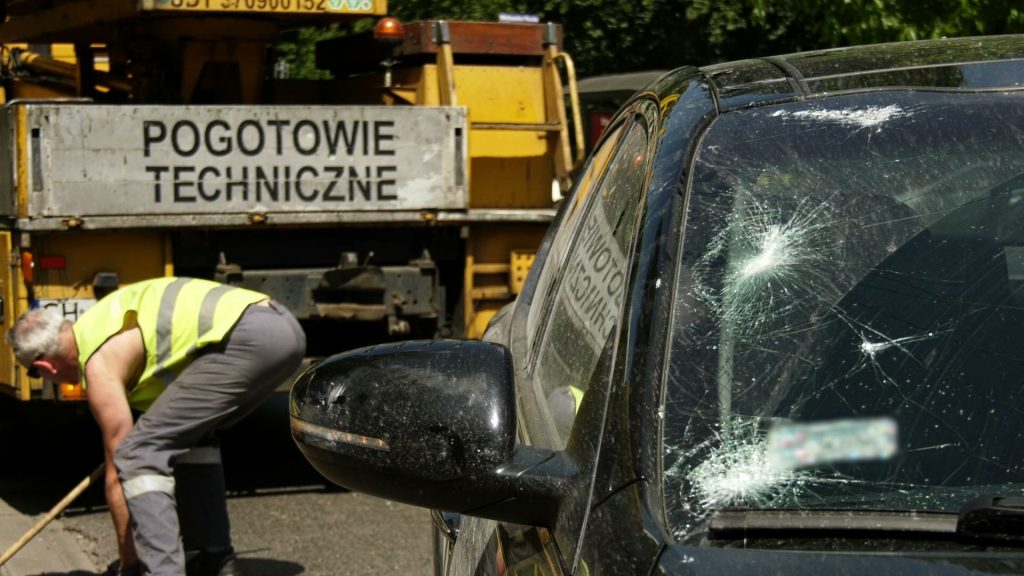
[440, 103, 654, 575]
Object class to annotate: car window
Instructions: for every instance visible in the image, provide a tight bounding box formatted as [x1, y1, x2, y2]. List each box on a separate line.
[526, 124, 625, 352]
[471, 525, 585, 576]
[526, 118, 649, 450]
[662, 91, 1024, 540]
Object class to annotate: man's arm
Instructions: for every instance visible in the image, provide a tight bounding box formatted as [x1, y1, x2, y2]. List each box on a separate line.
[85, 328, 145, 570]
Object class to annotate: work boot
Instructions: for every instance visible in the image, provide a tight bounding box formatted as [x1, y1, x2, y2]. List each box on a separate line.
[104, 559, 141, 576]
[184, 547, 243, 576]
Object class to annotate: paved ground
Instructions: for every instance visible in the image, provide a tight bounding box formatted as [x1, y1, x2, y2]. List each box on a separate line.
[0, 491, 97, 576]
[0, 398, 104, 576]
[0, 393, 433, 576]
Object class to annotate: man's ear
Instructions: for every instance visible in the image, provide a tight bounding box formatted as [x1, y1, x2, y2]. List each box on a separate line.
[31, 358, 59, 378]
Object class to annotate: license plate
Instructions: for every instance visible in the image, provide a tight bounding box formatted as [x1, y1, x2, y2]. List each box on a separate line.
[146, 0, 382, 15]
[767, 416, 898, 469]
[37, 298, 96, 322]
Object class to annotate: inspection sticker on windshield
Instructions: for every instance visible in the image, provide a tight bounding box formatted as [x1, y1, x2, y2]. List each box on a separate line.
[767, 417, 898, 469]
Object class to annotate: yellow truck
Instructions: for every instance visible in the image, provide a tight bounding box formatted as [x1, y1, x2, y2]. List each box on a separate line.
[0, 1, 581, 401]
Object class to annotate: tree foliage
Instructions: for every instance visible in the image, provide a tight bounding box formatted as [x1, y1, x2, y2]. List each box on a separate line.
[276, 0, 1024, 79]
[273, 25, 346, 79]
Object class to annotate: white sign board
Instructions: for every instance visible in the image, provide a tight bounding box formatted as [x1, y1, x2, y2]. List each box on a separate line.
[38, 298, 96, 322]
[20, 105, 467, 218]
[561, 199, 628, 353]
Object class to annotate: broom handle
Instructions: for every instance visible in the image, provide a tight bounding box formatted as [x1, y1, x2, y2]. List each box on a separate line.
[0, 462, 105, 567]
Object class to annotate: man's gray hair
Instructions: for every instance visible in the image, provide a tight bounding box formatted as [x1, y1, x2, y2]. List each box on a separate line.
[6, 307, 66, 366]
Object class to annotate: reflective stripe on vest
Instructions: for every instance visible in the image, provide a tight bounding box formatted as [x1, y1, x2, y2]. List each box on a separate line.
[152, 280, 238, 377]
[154, 277, 189, 374]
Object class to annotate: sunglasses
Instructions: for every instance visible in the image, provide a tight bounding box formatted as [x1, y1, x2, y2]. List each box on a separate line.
[26, 355, 41, 379]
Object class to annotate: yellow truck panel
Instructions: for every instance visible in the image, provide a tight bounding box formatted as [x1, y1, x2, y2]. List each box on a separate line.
[28, 233, 169, 305]
[2, 231, 169, 400]
[0, 8, 581, 399]
[0, 231, 16, 398]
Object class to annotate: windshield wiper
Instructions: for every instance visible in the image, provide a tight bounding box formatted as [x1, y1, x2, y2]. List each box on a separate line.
[708, 508, 958, 537]
[957, 495, 1024, 542]
[707, 497, 1024, 543]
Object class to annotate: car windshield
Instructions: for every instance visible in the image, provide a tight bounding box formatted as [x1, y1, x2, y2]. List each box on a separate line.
[663, 90, 1024, 539]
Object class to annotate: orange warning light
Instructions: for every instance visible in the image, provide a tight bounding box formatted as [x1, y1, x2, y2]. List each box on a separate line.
[20, 250, 34, 284]
[373, 17, 405, 43]
[57, 382, 86, 402]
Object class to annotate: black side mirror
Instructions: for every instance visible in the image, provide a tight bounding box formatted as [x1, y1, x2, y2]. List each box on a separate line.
[290, 340, 575, 526]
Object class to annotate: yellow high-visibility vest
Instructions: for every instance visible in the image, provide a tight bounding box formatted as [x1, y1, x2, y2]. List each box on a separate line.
[73, 277, 268, 411]
[569, 385, 585, 414]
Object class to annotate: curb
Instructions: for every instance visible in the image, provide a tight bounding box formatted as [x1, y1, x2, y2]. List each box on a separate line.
[0, 498, 97, 576]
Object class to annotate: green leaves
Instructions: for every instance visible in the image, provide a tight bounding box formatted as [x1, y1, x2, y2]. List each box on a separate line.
[272, 0, 1024, 79]
[273, 25, 346, 80]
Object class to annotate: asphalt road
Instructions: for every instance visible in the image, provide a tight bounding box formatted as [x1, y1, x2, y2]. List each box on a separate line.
[0, 392, 433, 576]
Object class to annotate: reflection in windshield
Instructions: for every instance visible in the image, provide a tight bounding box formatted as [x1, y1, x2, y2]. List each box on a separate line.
[663, 92, 1024, 540]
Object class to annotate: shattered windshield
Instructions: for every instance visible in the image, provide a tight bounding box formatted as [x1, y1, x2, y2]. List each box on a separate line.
[663, 91, 1024, 540]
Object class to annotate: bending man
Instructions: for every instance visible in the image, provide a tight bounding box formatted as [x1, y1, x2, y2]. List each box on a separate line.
[6, 277, 306, 576]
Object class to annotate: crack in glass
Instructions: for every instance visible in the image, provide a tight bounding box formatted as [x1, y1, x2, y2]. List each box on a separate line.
[662, 93, 1024, 540]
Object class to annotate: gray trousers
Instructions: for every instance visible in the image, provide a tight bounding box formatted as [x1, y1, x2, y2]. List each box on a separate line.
[113, 302, 306, 576]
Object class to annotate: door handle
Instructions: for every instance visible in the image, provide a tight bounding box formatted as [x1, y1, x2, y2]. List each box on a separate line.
[431, 509, 461, 543]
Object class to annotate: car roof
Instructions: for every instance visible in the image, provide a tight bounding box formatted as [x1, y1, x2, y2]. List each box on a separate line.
[575, 70, 670, 100]
[688, 35, 1024, 111]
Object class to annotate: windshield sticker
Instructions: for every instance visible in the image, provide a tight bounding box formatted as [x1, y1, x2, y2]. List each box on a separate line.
[767, 417, 898, 470]
[770, 105, 908, 130]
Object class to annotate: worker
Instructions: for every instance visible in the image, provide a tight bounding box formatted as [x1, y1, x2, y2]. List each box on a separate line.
[547, 384, 585, 443]
[6, 277, 306, 576]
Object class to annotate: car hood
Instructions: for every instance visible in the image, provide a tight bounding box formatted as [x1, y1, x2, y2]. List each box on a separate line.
[657, 544, 1024, 575]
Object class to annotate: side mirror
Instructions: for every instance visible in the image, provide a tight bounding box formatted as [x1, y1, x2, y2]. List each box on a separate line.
[290, 340, 575, 526]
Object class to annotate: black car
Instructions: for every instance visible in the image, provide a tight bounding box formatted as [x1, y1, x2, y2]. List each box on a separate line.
[291, 35, 1024, 575]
